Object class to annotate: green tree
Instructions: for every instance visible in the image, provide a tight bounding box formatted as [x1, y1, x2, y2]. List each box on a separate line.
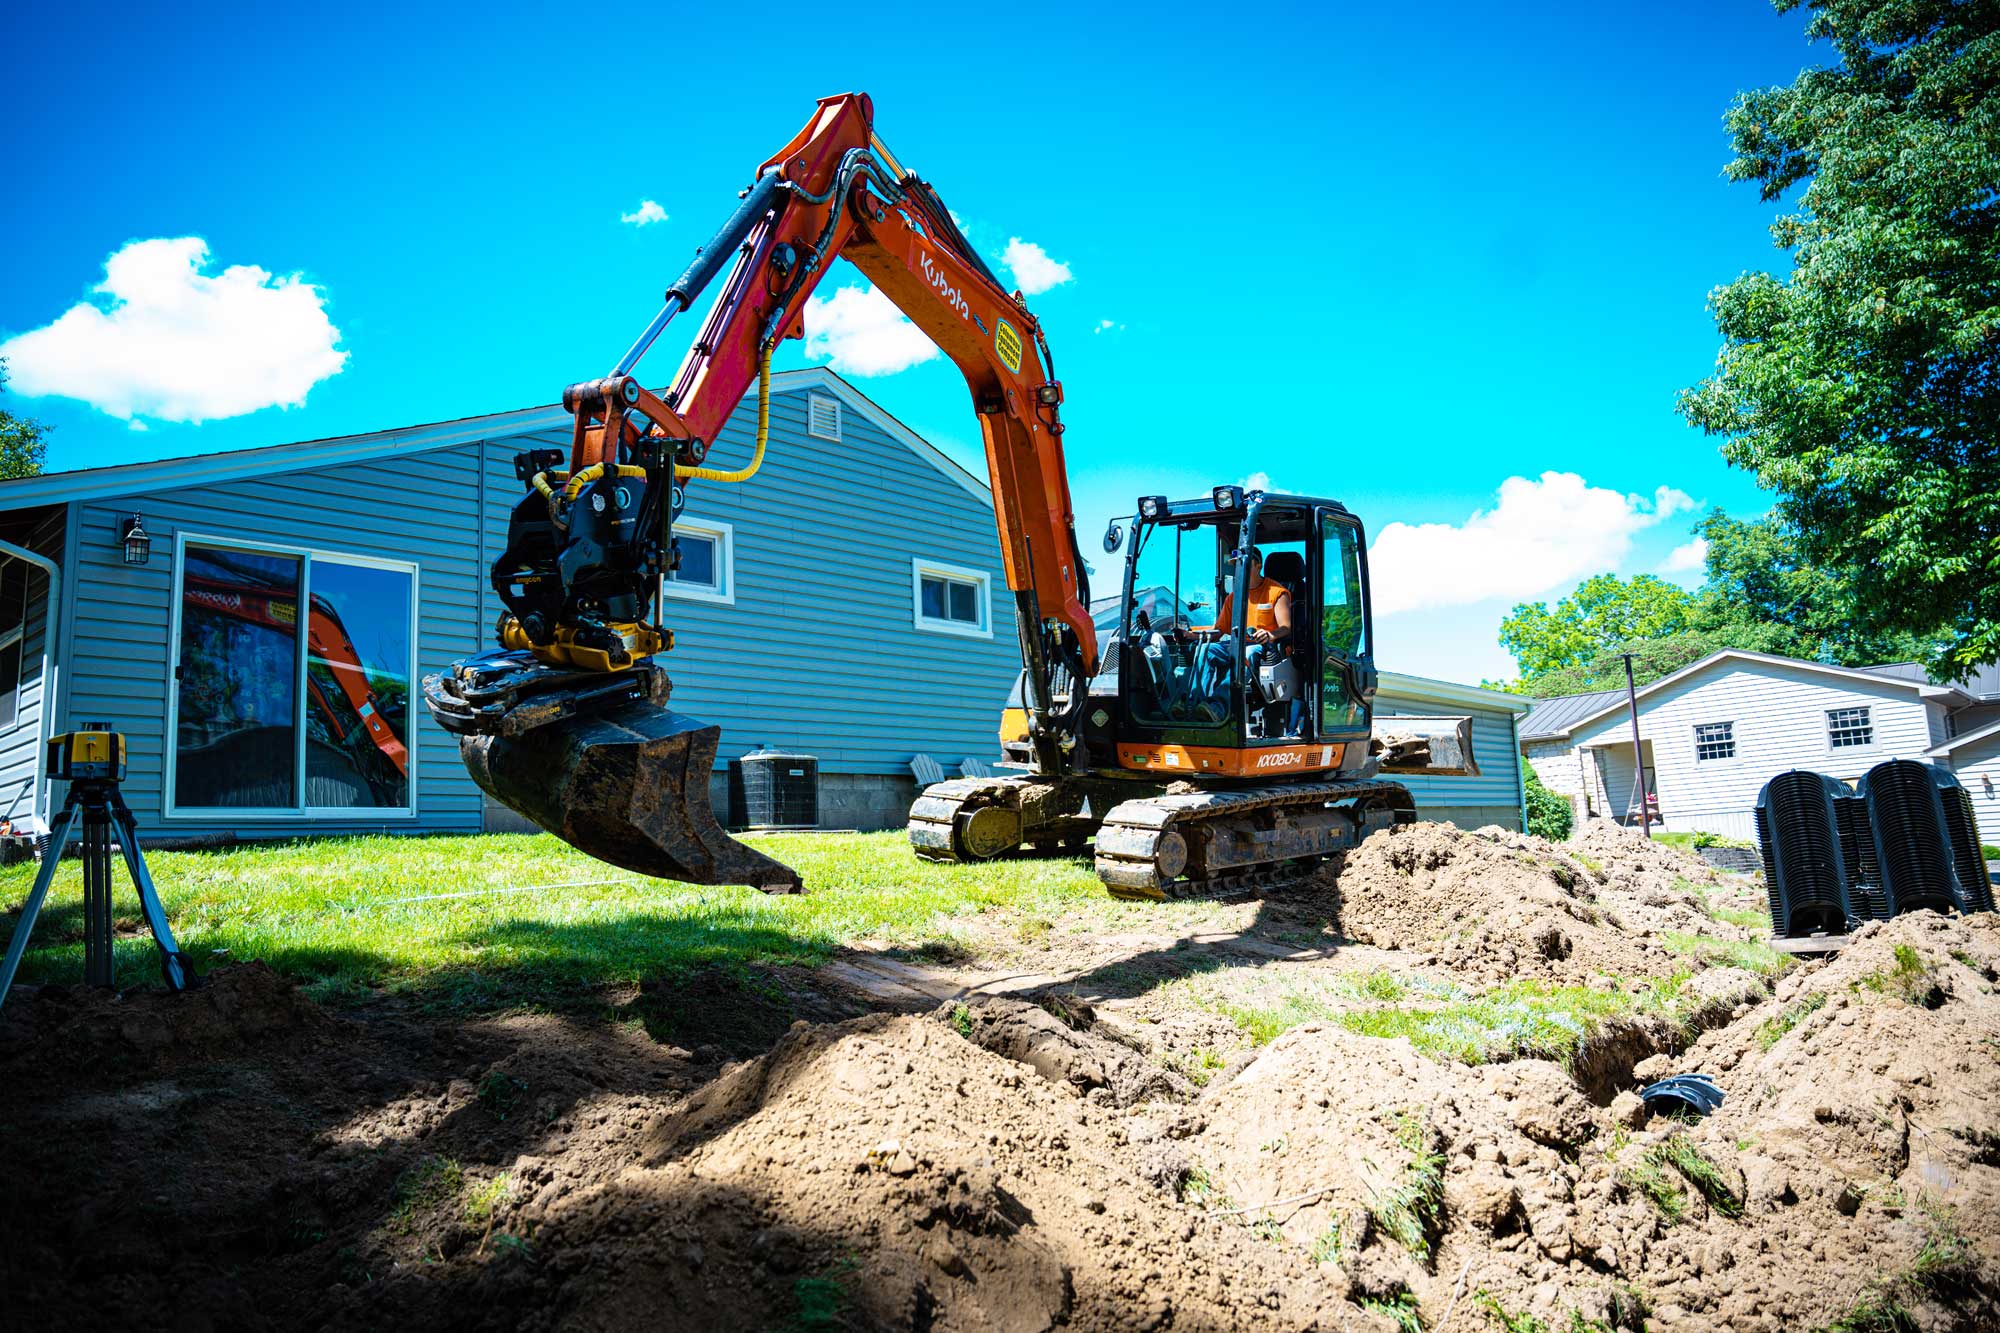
[1497, 574, 1700, 682]
[1677, 0, 2000, 676]
[0, 360, 48, 480]
[1691, 511, 1941, 665]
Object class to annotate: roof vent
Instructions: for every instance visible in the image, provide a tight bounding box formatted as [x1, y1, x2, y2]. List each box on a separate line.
[807, 393, 840, 442]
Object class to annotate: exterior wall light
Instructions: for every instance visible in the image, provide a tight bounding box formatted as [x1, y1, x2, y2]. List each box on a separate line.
[118, 514, 152, 566]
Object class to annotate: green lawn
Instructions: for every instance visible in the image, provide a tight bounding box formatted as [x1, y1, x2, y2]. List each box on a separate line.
[0, 831, 1145, 1011]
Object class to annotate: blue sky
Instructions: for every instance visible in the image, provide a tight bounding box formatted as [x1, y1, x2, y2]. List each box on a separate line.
[0, 1, 1818, 682]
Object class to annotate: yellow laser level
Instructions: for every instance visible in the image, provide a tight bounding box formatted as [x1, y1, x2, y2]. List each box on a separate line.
[2, 724, 190, 1006]
[47, 728, 127, 783]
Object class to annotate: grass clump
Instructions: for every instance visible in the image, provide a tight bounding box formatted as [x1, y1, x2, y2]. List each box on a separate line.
[1653, 1134, 1741, 1218]
[1368, 1111, 1445, 1261]
[780, 1257, 860, 1333]
[1163, 1047, 1226, 1086]
[1474, 1291, 1632, 1333]
[1618, 1150, 1687, 1223]
[1756, 992, 1828, 1050]
[389, 1156, 465, 1233]
[1360, 1292, 1425, 1333]
[1338, 973, 1695, 1068]
[1855, 945, 1943, 1007]
[464, 1173, 510, 1228]
[949, 1002, 973, 1038]
[1179, 1163, 1235, 1211]
[1662, 930, 1791, 978]
[1820, 1202, 1984, 1332]
[1308, 1218, 1343, 1265]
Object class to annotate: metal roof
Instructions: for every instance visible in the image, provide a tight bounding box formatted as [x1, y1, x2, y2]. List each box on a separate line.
[1519, 689, 1627, 741]
[1861, 660, 2000, 703]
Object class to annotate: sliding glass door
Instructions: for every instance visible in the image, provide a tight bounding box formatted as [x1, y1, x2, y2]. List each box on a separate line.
[170, 538, 416, 815]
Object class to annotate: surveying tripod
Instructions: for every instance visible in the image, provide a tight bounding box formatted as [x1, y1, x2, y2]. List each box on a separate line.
[0, 729, 192, 1012]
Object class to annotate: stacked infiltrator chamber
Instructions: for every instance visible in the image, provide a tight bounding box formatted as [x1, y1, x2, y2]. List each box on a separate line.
[1756, 761, 1992, 937]
[1754, 771, 1855, 936]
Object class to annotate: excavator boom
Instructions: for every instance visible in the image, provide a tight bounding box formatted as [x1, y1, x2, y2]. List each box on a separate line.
[425, 94, 1095, 887]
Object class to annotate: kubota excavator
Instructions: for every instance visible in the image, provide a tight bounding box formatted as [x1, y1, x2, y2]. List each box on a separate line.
[423, 93, 1472, 898]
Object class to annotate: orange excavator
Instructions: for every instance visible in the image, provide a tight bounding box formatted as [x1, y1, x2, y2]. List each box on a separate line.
[424, 94, 1464, 898]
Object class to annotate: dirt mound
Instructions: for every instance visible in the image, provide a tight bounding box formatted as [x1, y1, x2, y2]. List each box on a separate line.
[0, 961, 336, 1070]
[336, 1011, 1361, 1332]
[1326, 821, 1750, 985]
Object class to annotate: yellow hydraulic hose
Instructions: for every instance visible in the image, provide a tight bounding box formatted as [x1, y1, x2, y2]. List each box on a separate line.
[677, 345, 772, 484]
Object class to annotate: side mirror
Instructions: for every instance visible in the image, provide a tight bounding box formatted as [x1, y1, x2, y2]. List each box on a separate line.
[1103, 521, 1124, 554]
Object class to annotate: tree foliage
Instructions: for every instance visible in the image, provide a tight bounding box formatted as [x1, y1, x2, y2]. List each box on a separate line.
[0, 360, 48, 480]
[1677, 0, 2000, 676]
[1495, 511, 1942, 697]
[1498, 575, 1700, 681]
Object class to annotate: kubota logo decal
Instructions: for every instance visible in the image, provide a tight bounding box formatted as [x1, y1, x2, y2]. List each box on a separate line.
[994, 318, 1023, 373]
[918, 251, 970, 320]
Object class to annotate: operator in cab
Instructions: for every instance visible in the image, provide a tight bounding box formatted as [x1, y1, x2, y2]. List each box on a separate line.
[1179, 547, 1291, 723]
[1209, 547, 1291, 645]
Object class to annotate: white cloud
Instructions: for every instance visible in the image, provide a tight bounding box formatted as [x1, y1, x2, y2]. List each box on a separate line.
[1002, 237, 1073, 295]
[621, 199, 668, 226]
[0, 237, 347, 424]
[1240, 470, 1273, 492]
[802, 284, 940, 377]
[1368, 471, 1699, 616]
[1661, 536, 1709, 574]
[1093, 318, 1124, 334]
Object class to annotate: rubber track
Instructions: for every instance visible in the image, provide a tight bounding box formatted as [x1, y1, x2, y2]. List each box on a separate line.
[907, 775, 1074, 863]
[1093, 780, 1415, 902]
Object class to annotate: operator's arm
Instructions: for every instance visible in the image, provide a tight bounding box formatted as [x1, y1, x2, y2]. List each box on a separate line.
[1249, 590, 1293, 645]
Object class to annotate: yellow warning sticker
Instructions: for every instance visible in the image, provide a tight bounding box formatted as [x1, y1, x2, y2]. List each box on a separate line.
[994, 318, 1023, 374]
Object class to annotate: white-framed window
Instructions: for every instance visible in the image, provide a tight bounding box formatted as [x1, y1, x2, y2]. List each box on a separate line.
[911, 558, 991, 638]
[1693, 720, 1735, 761]
[1827, 705, 1874, 749]
[661, 516, 734, 605]
[165, 533, 418, 818]
[806, 393, 841, 442]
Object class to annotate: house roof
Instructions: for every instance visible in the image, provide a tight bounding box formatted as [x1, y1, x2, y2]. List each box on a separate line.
[1519, 689, 1627, 741]
[1538, 650, 1974, 743]
[0, 366, 992, 511]
[1862, 659, 2000, 703]
[1928, 715, 2000, 759]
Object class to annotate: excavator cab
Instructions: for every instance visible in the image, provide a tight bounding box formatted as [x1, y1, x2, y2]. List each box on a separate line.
[1110, 487, 1377, 780]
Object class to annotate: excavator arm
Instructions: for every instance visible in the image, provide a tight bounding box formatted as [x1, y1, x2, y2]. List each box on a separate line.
[424, 93, 1094, 886]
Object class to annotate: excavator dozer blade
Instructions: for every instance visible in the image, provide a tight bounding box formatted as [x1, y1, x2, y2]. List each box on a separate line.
[427, 655, 801, 893]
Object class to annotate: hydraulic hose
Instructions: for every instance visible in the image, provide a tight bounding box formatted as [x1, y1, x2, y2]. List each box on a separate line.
[677, 345, 772, 483]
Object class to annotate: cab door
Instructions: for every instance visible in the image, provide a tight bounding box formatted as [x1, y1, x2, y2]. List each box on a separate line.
[1317, 509, 1376, 743]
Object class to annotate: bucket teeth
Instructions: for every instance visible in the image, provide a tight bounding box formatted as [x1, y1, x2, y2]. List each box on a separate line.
[426, 652, 801, 893]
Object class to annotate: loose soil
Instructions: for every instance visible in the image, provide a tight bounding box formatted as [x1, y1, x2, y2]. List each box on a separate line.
[4, 823, 1997, 1332]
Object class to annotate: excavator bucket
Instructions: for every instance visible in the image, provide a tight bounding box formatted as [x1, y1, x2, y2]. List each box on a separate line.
[424, 654, 801, 892]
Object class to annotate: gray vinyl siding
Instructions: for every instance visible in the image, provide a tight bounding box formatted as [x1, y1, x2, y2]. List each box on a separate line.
[0, 510, 63, 828]
[1948, 735, 2000, 850]
[28, 378, 1013, 840]
[61, 442, 490, 838]
[606, 387, 1017, 773]
[1374, 681, 1527, 830]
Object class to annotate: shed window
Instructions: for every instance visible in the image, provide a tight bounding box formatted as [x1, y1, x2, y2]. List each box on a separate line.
[169, 539, 416, 816]
[807, 393, 841, 442]
[911, 558, 990, 638]
[1693, 721, 1735, 761]
[662, 517, 733, 605]
[1827, 705, 1873, 749]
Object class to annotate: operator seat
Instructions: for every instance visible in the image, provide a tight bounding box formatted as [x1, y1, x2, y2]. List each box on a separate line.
[1256, 550, 1308, 736]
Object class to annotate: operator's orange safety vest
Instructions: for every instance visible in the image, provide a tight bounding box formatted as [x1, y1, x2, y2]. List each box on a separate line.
[1214, 576, 1290, 636]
